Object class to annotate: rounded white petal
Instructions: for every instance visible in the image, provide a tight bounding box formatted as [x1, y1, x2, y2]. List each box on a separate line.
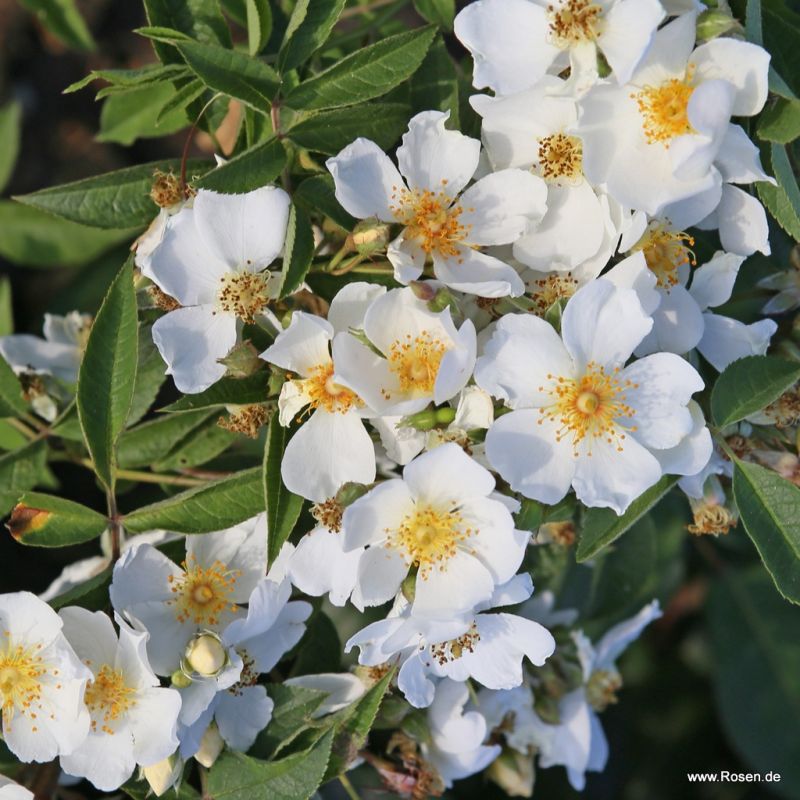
[260, 311, 333, 377]
[215, 686, 274, 751]
[433, 246, 525, 298]
[717, 185, 771, 257]
[58, 607, 118, 673]
[284, 673, 365, 717]
[387, 231, 426, 284]
[403, 443, 495, 505]
[343, 479, 415, 550]
[373, 416, 426, 465]
[604, 251, 660, 315]
[631, 12, 698, 86]
[634, 285, 704, 357]
[433, 319, 476, 404]
[151, 305, 237, 394]
[689, 250, 746, 310]
[0, 335, 80, 383]
[288, 527, 361, 606]
[652, 400, 712, 476]
[127, 686, 181, 765]
[716, 124, 775, 185]
[327, 281, 387, 334]
[697, 313, 777, 372]
[413, 550, 496, 616]
[60, 723, 137, 791]
[597, 0, 665, 84]
[352, 545, 409, 609]
[594, 600, 662, 668]
[397, 653, 437, 709]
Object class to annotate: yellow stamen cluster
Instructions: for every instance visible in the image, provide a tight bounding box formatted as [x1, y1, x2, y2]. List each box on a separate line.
[634, 74, 695, 146]
[529, 273, 579, 315]
[218, 404, 270, 438]
[539, 362, 638, 456]
[85, 664, 137, 735]
[304, 362, 361, 415]
[216, 271, 271, 323]
[167, 556, 241, 626]
[386, 331, 448, 398]
[391, 182, 471, 259]
[586, 669, 622, 712]
[0, 633, 48, 728]
[311, 497, 344, 532]
[636, 225, 696, 288]
[429, 624, 481, 666]
[388, 504, 472, 578]
[536, 134, 584, 183]
[547, 0, 602, 47]
[688, 505, 737, 536]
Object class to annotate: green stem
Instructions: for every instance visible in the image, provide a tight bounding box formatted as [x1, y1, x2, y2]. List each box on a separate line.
[6, 417, 37, 440]
[338, 774, 361, 800]
[71, 457, 207, 487]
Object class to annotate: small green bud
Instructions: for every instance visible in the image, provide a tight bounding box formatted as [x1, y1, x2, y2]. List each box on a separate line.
[402, 406, 457, 431]
[401, 571, 417, 603]
[409, 280, 436, 301]
[427, 287, 458, 314]
[350, 220, 392, 256]
[696, 9, 740, 41]
[218, 341, 262, 378]
[544, 297, 567, 333]
[335, 481, 370, 507]
[170, 669, 192, 689]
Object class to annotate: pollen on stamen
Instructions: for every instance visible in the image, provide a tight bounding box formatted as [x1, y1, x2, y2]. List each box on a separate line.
[634, 223, 697, 288]
[166, 555, 242, 626]
[634, 69, 696, 147]
[216, 271, 272, 323]
[300, 362, 362, 417]
[390, 187, 471, 259]
[386, 330, 448, 397]
[536, 134, 584, 184]
[547, 0, 603, 47]
[85, 664, 137, 734]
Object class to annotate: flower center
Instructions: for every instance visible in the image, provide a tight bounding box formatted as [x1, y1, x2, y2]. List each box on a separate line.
[167, 556, 241, 626]
[391, 185, 471, 258]
[85, 664, 137, 734]
[536, 134, 583, 183]
[0, 636, 48, 723]
[548, 0, 602, 47]
[688, 504, 737, 536]
[216, 271, 271, 323]
[530, 273, 579, 315]
[311, 497, 344, 532]
[385, 331, 448, 399]
[429, 624, 481, 665]
[539, 362, 638, 456]
[634, 74, 695, 146]
[304, 362, 361, 414]
[635, 225, 696, 288]
[586, 669, 622, 712]
[388, 504, 471, 577]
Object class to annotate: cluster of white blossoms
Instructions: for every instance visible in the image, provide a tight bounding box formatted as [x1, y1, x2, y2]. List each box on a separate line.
[1, 0, 783, 795]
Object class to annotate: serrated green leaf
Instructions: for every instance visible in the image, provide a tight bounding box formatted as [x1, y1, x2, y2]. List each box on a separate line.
[576, 475, 679, 562]
[160, 372, 269, 412]
[207, 728, 334, 800]
[118, 409, 216, 469]
[18, 0, 95, 51]
[153, 418, 236, 471]
[144, 0, 232, 65]
[197, 137, 287, 193]
[0, 203, 134, 268]
[264, 410, 304, 567]
[285, 26, 436, 111]
[410, 36, 459, 124]
[173, 39, 280, 111]
[0, 440, 48, 517]
[279, 0, 345, 73]
[6, 492, 107, 547]
[127, 321, 168, 426]
[711, 356, 800, 428]
[291, 611, 342, 677]
[757, 97, 800, 144]
[15, 160, 209, 230]
[47, 566, 113, 611]
[733, 459, 800, 604]
[708, 567, 800, 793]
[65, 63, 190, 95]
[124, 467, 264, 533]
[413, 0, 455, 29]
[0, 277, 12, 337]
[0, 356, 28, 418]
[294, 174, 355, 231]
[157, 77, 207, 123]
[98, 82, 190, 146]
[245, 0, 272, 54]
[0, 101, 21, 194]
[77, 262, 139, 490]
[252, 684, 329, 758]
[278, 205, 315, 299]
[287, 102, 409, 155]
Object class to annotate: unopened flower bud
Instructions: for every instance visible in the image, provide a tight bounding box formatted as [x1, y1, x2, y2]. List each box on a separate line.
[403, 406, 457, 431]
[487, 749, 535, 798]
[350, 220, 391, 256]
[696, 9, 739, 41]
[335, 481, 370, 508]
[142, 755, 182, 796]
[184, 632, 227, 677]
[195, 723, 225, 768]
[170, 669, 192, 689]
[409, 280, 436, 301]
[427, 287, 458, 314]
[218, 341, 263, 378]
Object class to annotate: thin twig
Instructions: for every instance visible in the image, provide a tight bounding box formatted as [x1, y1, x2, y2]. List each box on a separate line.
[71, 457, 207, 487]
[6, 417, 38, 440]
[340, 0, 399, 19]
[339, 774, 362, 800]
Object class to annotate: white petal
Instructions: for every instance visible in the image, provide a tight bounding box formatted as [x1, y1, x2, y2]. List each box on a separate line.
[689, 250, 746, 310]
[215, 687, 273, 751]
[327, 282, 387, 334]
[60, 726, 137, 791]
[433, 319, 476, 404]
[387, 231, 426, 284]
[352, 545, 409, 609]
[404, 443, 495, 506]
[151, 305, 237, 394]
[193, 187, 290, 271]
[634, 285, 704, 357]
[396, 111, 480, 196]
[716, 124, 775, 184]
[288, 527, 361, 606]
[127, 686, 181, 765]
[485, 410, 576, 505]
[373, 416, 426, 465]
[332, 332, 402, 415]
[325, 138, 404, 221]
[594, 600, 662, 668]
[398, 654, 437, 709]
[631, 12, 697, 86]
[343, 479, 414, 550]
[433, 246, 525, 298]
[281, 408, 376, 502]
[717, 185, 771, 257]
[604, 251, 660, 315]
[413, 550, 495, 616]
[260, 311, 332, 376]
[697, 313, 777, 372]
[58, 607, 118, 670]
[0, 335, 80, 383]
[461, 499, 528, 586]
[283, 674, 365, 716]
[597, 0, 665, 84]
[652, 400, 713, 476]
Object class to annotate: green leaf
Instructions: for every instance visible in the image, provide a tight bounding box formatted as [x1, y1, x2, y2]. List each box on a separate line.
[118, 410, 216, 469]
[0, 356, 28, 418]
[758, 142, 800, 241]
[6, 492, 107, 547]
[0, 101, 21, 194]
[287, 102, 409, 155]
[157, 77, 207, 124]
[278, 0, 345, 73]
[127, 321, 169, 426]
[0, 277, 12, 337]
[47, 565, 114, 611]
[98, 82, 190, 146]
[412, 0, 455, 29]
[0, 440, 48, 517]
[77, 262, 139, 491]
[160, 372, 269, 412]
[197, 138, 287, 193]
[711, 356, 800, 428]
[291, 611, 342, 677]
[576, 475, 679, 562]
[174, 39, 280, 111]
[0, 203, 134, 268]
[294, 174, 355, 231]
[264, 410, 304, 567]
[18, 0, 95, 51]
[410, 37, 459, 124]
[514, 498, 544, 533]
[278, 205, 315, 300]
[708, 567, 800, 794]
[284, 26, 436, 111]
[15, 160, 209, 230]
[124, 467, 264, 533]
[207, 729, 334, 800]
[246, 0, 272, 54]
[763, 0, 800, 97]
[144, 0, 232, 64]
[733, 459, 800, 604]
[252, 684, 328, 758]
[757, 97, 800, 144]
[153, 419, 236, 471]
[65, 63, 190, 95]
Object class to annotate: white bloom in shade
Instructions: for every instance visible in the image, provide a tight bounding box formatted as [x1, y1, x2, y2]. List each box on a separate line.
[110, 515, 268, 675]
[57, 609, 180, 792]
[346, 575, 555, 708]
[476, 279, 710, 514]
[341, 444, 529, 615]
[454, 0, 664, 94]
[0, 593, 90, 763]
[472, 80, 623, 277]
[759, 266, 800, 316]
[679, 447, 732, 500]
[0, 776, 33, 800]
[422, 679, 501, 789]
[141, 186, 290, 393]
[332, 286, 477, 418]
[284, 673, 366, 717]
[578, 13, 770, 215]
[177, 579, 310, 760]
[260, 284, 383, 502]
[327, 111, 546, 297]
